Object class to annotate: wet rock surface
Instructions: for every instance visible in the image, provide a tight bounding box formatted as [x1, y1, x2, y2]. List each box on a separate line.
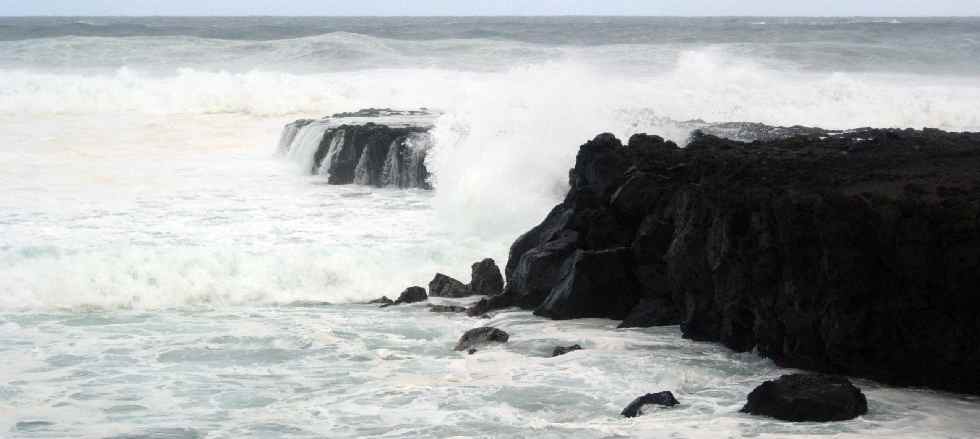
[741, 374, 868, 422]
[491, 127, 980, 395]
[428, 273, 471, 298]
[279, 109, 436, 189]
[454, 327, 510, 352]
[621, 391, 680, 418]
[470, 258, 504, 295]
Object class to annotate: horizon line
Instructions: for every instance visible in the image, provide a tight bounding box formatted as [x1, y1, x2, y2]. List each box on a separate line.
[1, 14, 978, 18]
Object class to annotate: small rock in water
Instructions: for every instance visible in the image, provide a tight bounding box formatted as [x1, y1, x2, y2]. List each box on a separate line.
[395, 286, 427, 304]
[621, 391, 680, 418]
[551, 344, 583, 357]
[429, 304, 467, 313]
[454, 327, 510, 352]
[467, 349, 478, 355]
[368, 296, 394, 306]
[741, 374, 868, 422]
[381, 287, 428, 307]
[429, 273, 471, 298]
[470, 258, 504, 295]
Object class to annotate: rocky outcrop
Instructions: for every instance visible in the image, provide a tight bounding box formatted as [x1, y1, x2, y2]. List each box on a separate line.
[454, 327, 510, 352]
[742, 374, 868, 422]
[430, 259, 505, 298]
[278, 108, 436, 189]
[470, 259, 504, 295]
[621, 391, 680, 418]
[429, 273, 470, 298]
[487, 128, 980, 395]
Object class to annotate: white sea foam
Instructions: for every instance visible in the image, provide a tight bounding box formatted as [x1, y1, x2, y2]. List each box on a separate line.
[2, 25, 980, 438]
[2, 49, 980, 308]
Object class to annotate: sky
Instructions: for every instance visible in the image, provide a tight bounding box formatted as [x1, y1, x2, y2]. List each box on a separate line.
[0, 0, 978, 17]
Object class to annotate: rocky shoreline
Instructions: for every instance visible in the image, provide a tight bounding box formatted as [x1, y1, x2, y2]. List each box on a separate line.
[473, 126, 980, 396]
[375, 125, 980, 409]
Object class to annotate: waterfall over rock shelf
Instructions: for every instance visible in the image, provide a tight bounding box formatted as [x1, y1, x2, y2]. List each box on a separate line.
[279, 108, 436, 189]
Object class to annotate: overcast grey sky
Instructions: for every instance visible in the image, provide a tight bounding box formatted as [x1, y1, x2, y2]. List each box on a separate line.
[1, 0, 978, 17]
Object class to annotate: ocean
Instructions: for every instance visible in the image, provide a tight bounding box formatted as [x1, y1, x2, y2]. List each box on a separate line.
[1, 16, 979, 438]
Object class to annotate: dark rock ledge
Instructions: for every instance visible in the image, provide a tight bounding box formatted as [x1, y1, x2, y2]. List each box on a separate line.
[468, 127, 980, 396]
[278, 108, 437, 189]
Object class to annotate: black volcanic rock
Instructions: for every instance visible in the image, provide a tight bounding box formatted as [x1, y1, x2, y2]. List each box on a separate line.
[551, 344, 583, 357]
[383, 286, 427, 307]
[621, 391, 680, 418]
[534, 247, 639, 320]
[429, 273, 471, 298]
[500, 127, 980, 395]
[742, 374, 868, 422]
[470, 258, 504, 295]
[454, 327, 510, 352]
[279, 109, 434, 189]
[618, 298, 682, 328]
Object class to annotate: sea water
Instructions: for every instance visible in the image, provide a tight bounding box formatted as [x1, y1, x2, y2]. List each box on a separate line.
[2, 17, 980, 438]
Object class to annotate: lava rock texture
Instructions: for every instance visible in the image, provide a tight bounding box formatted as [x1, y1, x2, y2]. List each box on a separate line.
[742, 374, 868, 422]
[478, 128, 980, 395]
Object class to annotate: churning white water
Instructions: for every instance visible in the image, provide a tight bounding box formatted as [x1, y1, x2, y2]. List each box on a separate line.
[2, 17, 980, 438]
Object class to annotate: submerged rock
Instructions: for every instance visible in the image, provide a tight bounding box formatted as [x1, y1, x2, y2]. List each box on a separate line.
[551, 344, 583, 357]
[470, 258, 504, 295]
[621, 391, 680, 418]
[454, 327, 510, 352]
[500, 127, 980, 395]
[742, 374, 868, 422]
[367, 296, 394, 306]
[428, 304, 467, 313]
[428, 273, 471, 298]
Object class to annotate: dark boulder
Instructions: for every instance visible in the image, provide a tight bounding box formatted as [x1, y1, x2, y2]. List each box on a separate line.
[429, 304, 467, 313]
[382, 286, 427, 307]
[454, 327, 510, 352]
[470, 258, 504, 295]
[551, 344, 583, 357]
[742, 374, 868, 422]
[534, 247, 640, 320]
[621, 391, 680, 418]
[428, 273, 471, 298]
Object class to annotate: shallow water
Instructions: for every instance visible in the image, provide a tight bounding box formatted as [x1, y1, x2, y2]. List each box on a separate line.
[3, 304, 980, 438]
